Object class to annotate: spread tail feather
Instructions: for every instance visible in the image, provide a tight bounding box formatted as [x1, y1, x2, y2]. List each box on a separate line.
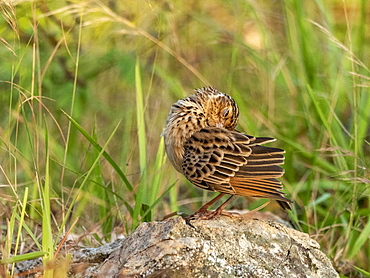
[230, 177, 292, 210]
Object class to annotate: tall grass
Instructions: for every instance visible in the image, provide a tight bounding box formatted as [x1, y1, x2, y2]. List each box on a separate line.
[0, 0, 369, 277]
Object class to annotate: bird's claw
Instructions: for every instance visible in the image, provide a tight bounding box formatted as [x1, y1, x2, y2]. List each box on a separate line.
[184, 209, 240, 228]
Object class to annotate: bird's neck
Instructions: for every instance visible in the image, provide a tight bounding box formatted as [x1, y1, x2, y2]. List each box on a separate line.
[163, 100, 206, 172]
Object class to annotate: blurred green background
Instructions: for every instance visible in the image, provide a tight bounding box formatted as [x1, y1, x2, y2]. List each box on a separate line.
[0, 0, 369, 276]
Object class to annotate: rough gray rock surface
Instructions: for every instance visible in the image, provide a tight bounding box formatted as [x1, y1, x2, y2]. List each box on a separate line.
[69, 216, 339, 278]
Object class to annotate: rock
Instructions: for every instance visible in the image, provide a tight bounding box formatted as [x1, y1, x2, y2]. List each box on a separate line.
[69, 216, 339, 278]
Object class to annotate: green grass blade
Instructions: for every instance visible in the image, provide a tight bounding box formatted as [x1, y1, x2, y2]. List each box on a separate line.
[0, 251, 47, 264]
[347, 218, 370, 259]
[14, 214, 41, 250]
[135, 59, 147, 192]
[132, 58, 149, 228]
[61, 109, 133, 193]
[92, 124, 114, 240]
[140, 181, 177, 221]
[14, 187, 28, 256]
[41, 121, 54, 278]
[353, 266, 370, 277]
[9, 187, 29, 276]
[149, 137, 166, 206]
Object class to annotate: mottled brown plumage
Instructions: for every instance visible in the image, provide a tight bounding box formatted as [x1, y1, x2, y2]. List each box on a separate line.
[162, 87, 292, 219]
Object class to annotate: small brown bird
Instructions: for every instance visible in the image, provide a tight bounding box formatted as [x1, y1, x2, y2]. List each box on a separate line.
[162, 87, 292, 220]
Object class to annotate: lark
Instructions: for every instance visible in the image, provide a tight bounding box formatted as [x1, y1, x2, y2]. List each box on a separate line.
[162, 87, 292, 220]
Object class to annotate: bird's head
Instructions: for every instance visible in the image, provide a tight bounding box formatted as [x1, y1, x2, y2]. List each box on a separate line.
[194, 87, 239, 130]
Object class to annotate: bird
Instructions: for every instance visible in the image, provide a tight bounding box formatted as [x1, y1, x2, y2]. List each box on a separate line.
[162, 87, 292, 220]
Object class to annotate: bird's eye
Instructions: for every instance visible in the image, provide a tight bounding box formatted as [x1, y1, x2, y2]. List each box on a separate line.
[222, 108, 230, 117]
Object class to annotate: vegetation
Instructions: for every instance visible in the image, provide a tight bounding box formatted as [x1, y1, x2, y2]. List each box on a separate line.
[0, 1, 369, 277]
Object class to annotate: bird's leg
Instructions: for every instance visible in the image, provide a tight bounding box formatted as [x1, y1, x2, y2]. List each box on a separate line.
[185, 193, 238, 223]
[196, 193, 226, 214]
[210, 195, 235, 217]
[184, 193, 225, 223]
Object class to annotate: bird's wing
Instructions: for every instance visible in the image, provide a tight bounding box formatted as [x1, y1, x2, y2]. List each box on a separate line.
[182, 127, 292, 209]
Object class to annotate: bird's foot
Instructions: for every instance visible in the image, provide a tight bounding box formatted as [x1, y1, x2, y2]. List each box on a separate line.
[184, 209, 218, 221]
[219, 210, 240, 218]
[183, 194, 237, 227]
[184, 209, 239, 227]
[161, 211, 184, 221]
